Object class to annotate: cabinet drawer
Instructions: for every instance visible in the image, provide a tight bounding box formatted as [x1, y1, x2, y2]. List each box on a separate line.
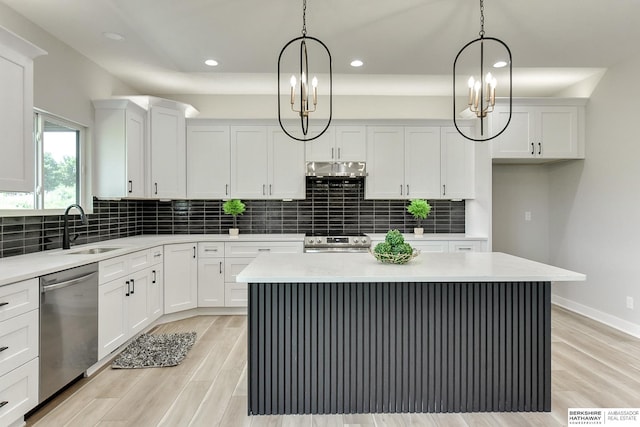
[0, 357, 38, 426]
[449, 241, 482, 252]
[405, 241, 450, 253]
[99, 255, 129, 283]
[225, 258, 253, 283]
[198, 242, 225, 258]
[224, 241, 303, 257]
[0, 310, 38, 378]
[149, 246, 164, 266]
[0, 279, 38, 322]
[224, 282, 248, 307]
[129, 249, 152, 271]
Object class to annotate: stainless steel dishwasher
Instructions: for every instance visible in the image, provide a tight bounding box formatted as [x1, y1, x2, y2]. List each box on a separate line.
[39, 263, 98, 403]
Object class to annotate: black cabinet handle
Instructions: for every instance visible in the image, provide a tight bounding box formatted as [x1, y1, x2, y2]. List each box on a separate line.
[0, 302, 8, 307]
[130, 278, 135, 295]
[531, 142, 534, 155]
[152, 270, 156, 284]
[154, 183, 158, 195]
[331, 147, 334, 159]
[0, 346, 8, 352]
[443, 184, 446, 196]
[193, 246, 196, 258]
[337, 147, 341, 159]
[0, 401, 8, 408]
[400, 185, 403, 196]
[128, 180, 133, 193]
[125, 280, 130, 297]
[225, 184, 229, 196]
[219, 261, 223, 274]
[407, 185, 410, 196]
[538, 142, 542, 155]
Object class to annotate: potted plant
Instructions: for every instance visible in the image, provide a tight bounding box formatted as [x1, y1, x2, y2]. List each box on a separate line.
[407, 199, 431, 236]
[223, 199, 246, 237]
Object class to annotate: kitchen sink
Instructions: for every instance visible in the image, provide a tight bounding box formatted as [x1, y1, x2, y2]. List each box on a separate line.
[64, 247, 123, 255]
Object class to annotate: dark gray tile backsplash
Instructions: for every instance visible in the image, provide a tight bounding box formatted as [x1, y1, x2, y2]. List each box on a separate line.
[0, 179, 464, 258]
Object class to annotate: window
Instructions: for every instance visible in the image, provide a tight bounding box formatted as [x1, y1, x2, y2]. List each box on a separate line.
[0, 112, 84, 211]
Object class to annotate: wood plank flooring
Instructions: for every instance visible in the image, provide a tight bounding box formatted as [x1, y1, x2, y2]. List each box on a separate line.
[26, 306, 640, 427]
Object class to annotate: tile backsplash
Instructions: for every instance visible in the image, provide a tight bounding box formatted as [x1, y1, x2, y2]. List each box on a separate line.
[0, 179, 464, 258]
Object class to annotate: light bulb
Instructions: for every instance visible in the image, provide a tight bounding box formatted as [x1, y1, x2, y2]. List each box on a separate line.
[312, 76, 318, 88]
[468, 76, 475, 88]
[290, 75, 296, 88]
[490, 77, 497, 88]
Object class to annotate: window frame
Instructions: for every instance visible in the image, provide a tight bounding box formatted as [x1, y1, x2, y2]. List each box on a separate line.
[0, 110, 91, 216]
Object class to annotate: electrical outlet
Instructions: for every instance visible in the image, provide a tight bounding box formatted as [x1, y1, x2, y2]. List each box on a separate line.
[626, 296, 634, 310]
[525, 211, 532, 221]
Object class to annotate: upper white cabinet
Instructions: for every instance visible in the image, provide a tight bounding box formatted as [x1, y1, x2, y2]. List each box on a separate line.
[305, 125, 366, 162]
[366, 125, 474, 200]
[0, 27, 46, 192]
[186, 125, 230, 199]
[149, 104, 187, 198]
[93, 99, 147, 198]
[230, 126, 305, 199]
[490, 101, 584, 161]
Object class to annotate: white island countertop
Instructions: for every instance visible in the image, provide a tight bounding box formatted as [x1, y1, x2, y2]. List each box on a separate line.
[237, 252, 586, 283]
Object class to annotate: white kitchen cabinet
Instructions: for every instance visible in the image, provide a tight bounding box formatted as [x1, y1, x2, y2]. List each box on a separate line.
[404, 127, 441, 198]
[367, 126, 474, 200]
[0, 27, 45, 192]
[187, 125, 231, 199]
[98, 247, 163, 358]
[0, 276, 39, 426]
[305, 126, 366, 162]
[440, 127, 474, 199]
[149, 264, 164, 322]
[224, 258, 252, 307]
[98, 278, 128, 358]
[150, 105, 186, 198]
[198, 242, 225, 307]
[230, 126, 269, 199]
[268, 126, 305, 199]
[449, 240, 483, 252]
[93, 99, 147, 198]
[366, 126, 405, 199]
[163, 243, 198, 313]
[491, 104, 580, 160]
[231, 126, 305, 199]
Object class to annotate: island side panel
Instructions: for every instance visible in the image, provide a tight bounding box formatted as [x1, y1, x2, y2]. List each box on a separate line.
[248, 281, 551, 415]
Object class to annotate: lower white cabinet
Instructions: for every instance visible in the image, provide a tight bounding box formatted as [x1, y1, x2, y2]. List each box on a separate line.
[98, 246, 164, 359]
[197, 242, 225, 307]
[371, 238, 484, 254]
[164, 243, 198, 314]
[224, 258, 253, 307]
[0, 357, 38, 427]
[411, 241, 450, 253]
[449, 240, 483, 252]
[0, 278, 39, 425]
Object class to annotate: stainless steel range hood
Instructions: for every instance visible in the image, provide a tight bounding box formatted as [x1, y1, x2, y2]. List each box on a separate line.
[305, 161, 367, 177]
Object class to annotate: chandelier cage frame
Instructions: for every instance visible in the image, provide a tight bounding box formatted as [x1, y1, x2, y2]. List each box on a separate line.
[453, 0, 513, 143]
[277, 35, 332, 142]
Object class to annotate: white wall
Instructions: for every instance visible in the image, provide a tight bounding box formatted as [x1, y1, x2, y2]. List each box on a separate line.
[548, 53, 640, 332]
[492, 165, 550, 263]
[0, 3, 138, 127]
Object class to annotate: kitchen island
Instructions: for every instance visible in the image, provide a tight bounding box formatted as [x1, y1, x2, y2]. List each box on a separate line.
[237, 252, 585, 416]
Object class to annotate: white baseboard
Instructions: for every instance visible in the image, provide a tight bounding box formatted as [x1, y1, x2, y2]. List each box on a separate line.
[552, 295, 640, 339]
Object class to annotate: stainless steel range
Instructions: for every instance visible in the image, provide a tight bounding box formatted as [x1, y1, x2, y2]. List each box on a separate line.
[304, 233, 371, 253]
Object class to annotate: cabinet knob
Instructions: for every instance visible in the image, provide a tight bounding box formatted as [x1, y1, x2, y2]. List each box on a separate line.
[154, 183, 158, 195]
[0, 401, 8, 408]
[125, 280, 130, 297]
[538, 142, 542, 156]
[152, 270, 156, 284]
[0, 346, 8, 352]
[531, 143, 534, 156]
[0, 302, 8, 307]
[128, 180, 133, 193]
[130, 278, 135, 295]
[443, 184, 446, 196]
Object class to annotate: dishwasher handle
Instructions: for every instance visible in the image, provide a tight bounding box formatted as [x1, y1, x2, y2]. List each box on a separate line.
[41, 271, 98, 293]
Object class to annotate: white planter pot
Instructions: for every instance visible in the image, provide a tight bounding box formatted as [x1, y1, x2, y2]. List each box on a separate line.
[414, 227, 424, 236]
[229, 228, 239, 237]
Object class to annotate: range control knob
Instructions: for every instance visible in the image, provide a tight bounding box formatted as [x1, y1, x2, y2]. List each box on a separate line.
[307, 238, 314, 244]
[316, 238, 322, 243]
[353, 238, 359, 243]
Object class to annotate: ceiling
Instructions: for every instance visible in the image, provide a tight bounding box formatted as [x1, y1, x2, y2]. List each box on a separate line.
[2, 0, 635, 97]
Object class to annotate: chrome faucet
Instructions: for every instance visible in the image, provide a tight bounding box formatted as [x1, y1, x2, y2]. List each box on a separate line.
[62, 204, 88, 249]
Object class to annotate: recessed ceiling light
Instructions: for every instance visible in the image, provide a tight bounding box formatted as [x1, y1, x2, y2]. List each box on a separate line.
[350, 59, 364, 68]
[205, 59, 219, 67]
[102, 32, 125, 41]
[493, 61, 508, 68]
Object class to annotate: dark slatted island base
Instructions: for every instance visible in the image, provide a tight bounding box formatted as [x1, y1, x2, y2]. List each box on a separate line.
[237, 252, 585, 416]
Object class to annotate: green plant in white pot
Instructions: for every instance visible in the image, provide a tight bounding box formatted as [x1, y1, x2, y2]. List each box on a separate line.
[407, 199, 431, 236]
[223, 199, 246, 237]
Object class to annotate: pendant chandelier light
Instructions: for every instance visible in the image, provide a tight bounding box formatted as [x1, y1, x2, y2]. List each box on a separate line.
[453, 0, 512, 142]
[277, 0, 332, 142]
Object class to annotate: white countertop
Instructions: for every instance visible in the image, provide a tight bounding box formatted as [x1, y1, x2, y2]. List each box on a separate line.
[0, 234, 304, 287]
[236, 252, 586, 283]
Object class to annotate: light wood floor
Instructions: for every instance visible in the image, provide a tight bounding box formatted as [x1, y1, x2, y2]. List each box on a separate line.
[26, 306, 640, 427]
